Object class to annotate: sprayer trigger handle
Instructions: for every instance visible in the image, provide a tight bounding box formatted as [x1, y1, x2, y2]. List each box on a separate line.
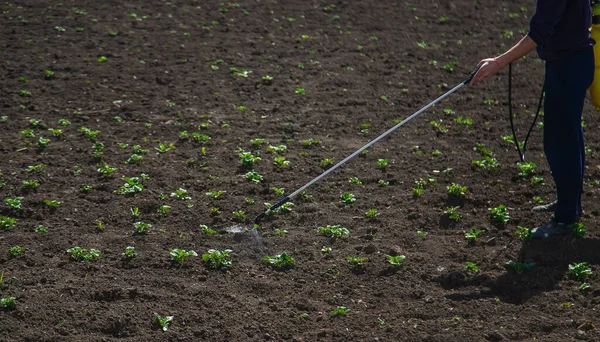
[464, 67, 481, 84]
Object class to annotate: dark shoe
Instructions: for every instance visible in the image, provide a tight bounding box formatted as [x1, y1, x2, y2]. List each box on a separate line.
[532, 200, 557, 213]
[531, 220, 573, 240]
[531, 200, 584, 218]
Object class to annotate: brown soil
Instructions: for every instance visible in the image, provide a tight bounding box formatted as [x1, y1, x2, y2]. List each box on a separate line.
[1, 0, 600, 341]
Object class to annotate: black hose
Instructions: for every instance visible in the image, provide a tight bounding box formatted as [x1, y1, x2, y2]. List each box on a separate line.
[508, 62, 545, 162]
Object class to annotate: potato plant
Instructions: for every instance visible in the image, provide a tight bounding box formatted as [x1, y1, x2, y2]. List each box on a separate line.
[201, 249, 233, 269]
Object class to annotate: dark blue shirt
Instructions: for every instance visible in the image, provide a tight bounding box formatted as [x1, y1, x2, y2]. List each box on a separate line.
[528, 0, 594, 61]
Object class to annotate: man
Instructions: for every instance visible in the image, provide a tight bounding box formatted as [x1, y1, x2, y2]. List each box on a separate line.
[470, 0, 595, 239]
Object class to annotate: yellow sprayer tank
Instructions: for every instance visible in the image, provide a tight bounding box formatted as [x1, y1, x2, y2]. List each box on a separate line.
[590, 3, 600, 110]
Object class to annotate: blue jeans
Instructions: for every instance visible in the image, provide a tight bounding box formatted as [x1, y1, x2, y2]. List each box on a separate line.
[543, 47, 594, 224]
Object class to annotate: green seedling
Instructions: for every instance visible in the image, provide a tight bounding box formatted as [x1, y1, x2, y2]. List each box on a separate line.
[8, 246, 25, 257]
[192, 133, 211, 143]
[154, 313, 173, 332]
[202, 249, 232, 269]
[340, 192, 356, 206]
[270, 187, 285, 196]
[43, 199, 60, 208]
[125, 154, 143, 164]
[465, 261, 479, 272]
[472, 156, 499, 171]
[169, 248, 198, 265]
[97, 162, 118, 177]
[319, 225, 350, 239]
[249, 138, 265, 146]
[239, 151, 261, 167]
[66, 247, 100, 261]
[302, 138, 321, 147]
[1, 297, 16, 310]
[27, 164, 47, 173]
[155, 142, 175, 153]
[489, 205, 510, 224]
[267, 145, 287, 154]
[206, 190, 226, 199]
[515, 226, 532, 242]
[386, 255, 406, 267]
[320, 158, 334, 168]
[34, 225, 48, 233]
[122, 246, 137, 259]
[321, 247, 332, 254]
[417, 231, 428, 239]
[0, 216, 17, 230]
[133, 221, 151, 235]
[246, 171, 263, 183]
[37, 137, 50, 148]
[377, 159, 389, 170]
[446, 183, 467, 198]
[262, 252, 295, 269]
[115, 177, 144, 195]
[530, 176, 544, 185]
[429, 120, 448, 133]
[331, 306, 348, 317]
[78, 127, 101, 141]
[157, 205, 171, 215]
[130, 207, 140, 218]
[517, 161, 536, 178]
[568, 262, 593, 282]
[570, 222, 586, 238]
[210, 207, 222, 216]
[22, 179, 40, 189]
[349, 177, 362, 185]
[48, 128, 63, 137]
[273, 156, 290, 168]
[347, 256, 368, 267]
[233, 210, 246, 221]
[274, 228, 288, 237]
[464, 228, 484, 243]
[4, 197, 23, 209]
[58, 119, 71, 126]
[504, 260, 535, 273]
[133, 145, 149, 154]
[170, 188, 191, 200]
[365, 209, 379, 219]
[200, 225, 216, 235]
[444, 206, 462, 221]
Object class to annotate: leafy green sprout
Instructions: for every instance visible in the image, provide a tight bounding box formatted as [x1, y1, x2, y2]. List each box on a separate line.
[157, 205, 171, 215]
[504, 260, 535, 273]
[321, 247, 332, 254]
[262, 75, 273, 83]
[273, 156, 290, 168]
[115, 177, 144, 195]
[200, 225, 216, 235]
[516, 161, 536, 178]
[318, 225, 350, 239]
[239, 151, 261, 167]
[386, 255, 406, 267]
[48, 128, 63, 137]
[34, 225, 48, 233]
[568, 262, 593, 282]
[232, 210, 246, 221]
[133, 221, 151, 235]
[331, 306, 348, 317]
[302, 138, 321, 147]
[66, 247, 101, 261]
[43, 199, 60, 208]
[130, 207, 140, 218]
[170, 188, 191, 200]
[206, 190, 226, 199]
[378, 179, 390, 187]
[570, 222, 586, 238]
[37, 137, 50, 148]
[122, 246, 137, 259]
[262, 252, 295, 269]
[267, 145, 287, 154]
[446, 183, 467, 198]
[202, 249, 232, 269]
[1, 297, 16, 310]
[0, 216, 17, 230]
[97, 162, 118, 177]
[489, 205, 510, 224]
[444, 206, 462, 221]
[250, 138, 265, 146]
[465, 261, 479, 272]
[348, 177, 362, 185]
[154, 313, 174, 332]
[274, 228, 288, 237]
[340, 192, 356, 206]
[377, 159, 389, 170]
[515, 226, 532, 242]
[365, 209, 379, 219]
[417, 231, 428, 239]
[4, 197, 23, 209]
[347, 256, 368, 267]
[169, 249, 198, 265]
[464, 228, 484, 243]
[295, 88, 305, 95]
[8, 246, 25, 257]
[320, 158, 334, 168]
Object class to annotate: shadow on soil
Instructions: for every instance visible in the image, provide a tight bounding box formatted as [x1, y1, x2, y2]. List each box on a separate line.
[434, 237, 600, 304]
